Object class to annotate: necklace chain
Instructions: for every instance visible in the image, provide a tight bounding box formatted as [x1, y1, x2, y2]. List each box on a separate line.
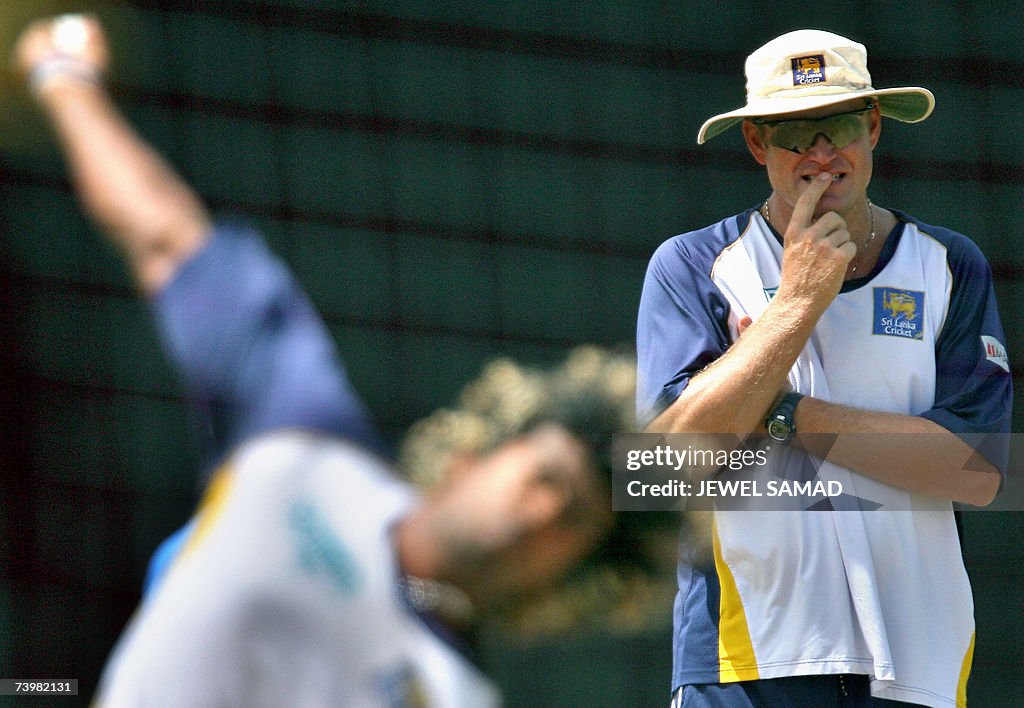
[761, 198, 876, 275]
[400, 575, 475, 623]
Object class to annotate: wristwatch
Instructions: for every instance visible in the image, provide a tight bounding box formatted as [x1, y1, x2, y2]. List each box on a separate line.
[765, 392, 804, 445]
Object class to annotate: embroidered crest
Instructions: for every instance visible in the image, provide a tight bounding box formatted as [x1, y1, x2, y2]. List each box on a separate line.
[873, 287, 924, 340]
[791, 54, 825, 85]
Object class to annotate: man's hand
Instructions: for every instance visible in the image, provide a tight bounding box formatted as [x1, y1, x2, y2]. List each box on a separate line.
[15, 14, 109, 96]
[14, 13, 210, 295]
[775, 173, 857, 315]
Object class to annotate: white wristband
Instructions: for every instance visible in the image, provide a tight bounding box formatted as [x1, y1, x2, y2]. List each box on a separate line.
[28, 55, 101, 97]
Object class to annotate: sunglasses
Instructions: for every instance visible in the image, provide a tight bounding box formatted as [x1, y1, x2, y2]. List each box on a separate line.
[753, 102, 876, 154]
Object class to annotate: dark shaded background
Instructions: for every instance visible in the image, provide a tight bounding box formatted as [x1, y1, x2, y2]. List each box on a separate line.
[1, 1, 1022, 705]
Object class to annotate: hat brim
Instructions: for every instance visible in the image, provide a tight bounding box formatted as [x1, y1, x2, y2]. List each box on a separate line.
[697, 86, 935, 144]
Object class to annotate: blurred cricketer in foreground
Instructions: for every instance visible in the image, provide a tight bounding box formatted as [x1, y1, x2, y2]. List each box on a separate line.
[16, 14, 675, 706]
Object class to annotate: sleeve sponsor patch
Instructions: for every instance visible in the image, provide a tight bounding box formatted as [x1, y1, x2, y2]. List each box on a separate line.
[981, 335, 1010, 372]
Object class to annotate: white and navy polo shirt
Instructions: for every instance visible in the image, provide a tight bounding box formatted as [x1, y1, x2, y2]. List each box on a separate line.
[637, 207, 1011, 707]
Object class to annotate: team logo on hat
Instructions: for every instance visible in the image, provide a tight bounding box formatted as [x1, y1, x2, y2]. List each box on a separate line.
[792, 55, 825, 85]
[873, 287, 924, 340]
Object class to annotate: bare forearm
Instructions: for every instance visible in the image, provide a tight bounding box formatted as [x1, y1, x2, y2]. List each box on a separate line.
[38, 82, 210, 293]
[795, 397, 1001, 506]
[648, 298, 816, 436]
[18, 15, 210, 295]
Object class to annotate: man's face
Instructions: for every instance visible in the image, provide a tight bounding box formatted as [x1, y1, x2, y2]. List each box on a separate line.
[743, 99, 881, 218]
[431, 424, 613, 605]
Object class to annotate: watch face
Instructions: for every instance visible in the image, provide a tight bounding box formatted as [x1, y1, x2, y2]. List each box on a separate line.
[767, 417, 792, 442]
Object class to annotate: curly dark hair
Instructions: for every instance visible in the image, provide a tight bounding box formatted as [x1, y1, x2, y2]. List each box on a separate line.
[400, 346, 685, 638]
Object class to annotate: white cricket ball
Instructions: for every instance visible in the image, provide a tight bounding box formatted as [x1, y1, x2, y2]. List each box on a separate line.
[53, 14, 89, 56]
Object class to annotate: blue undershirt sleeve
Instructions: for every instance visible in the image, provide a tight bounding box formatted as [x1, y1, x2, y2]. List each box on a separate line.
[151, 223, 382, 469]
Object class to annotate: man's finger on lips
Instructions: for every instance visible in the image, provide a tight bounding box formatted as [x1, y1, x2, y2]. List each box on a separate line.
[791, 173, 832, 229]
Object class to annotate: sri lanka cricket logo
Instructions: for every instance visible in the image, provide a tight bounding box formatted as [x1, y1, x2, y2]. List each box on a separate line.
[791, 54, 825, 85]
[873, 287, 924, 340]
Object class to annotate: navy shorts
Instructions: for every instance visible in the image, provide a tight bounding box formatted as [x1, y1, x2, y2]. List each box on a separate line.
[670, 675, 926, 707]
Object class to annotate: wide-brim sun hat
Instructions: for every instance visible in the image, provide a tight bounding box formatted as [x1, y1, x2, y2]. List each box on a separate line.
[697, 29, 935, 144]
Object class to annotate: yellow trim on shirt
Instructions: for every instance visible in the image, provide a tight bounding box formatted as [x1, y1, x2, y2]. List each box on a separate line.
[181, 464, 236, 559]
[956, 631, 975, 707]
[713, 519, 760, 682]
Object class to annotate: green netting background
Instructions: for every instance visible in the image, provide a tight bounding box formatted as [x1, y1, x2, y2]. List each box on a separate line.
[1, 1, 1022, 705]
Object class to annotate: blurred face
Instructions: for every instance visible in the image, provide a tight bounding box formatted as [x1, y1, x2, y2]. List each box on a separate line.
[743, 98, 881, 219]
[428, 424, 613, 608]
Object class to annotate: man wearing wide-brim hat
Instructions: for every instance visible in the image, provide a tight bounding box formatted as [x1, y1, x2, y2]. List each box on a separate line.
[637, 29, 1011, 707]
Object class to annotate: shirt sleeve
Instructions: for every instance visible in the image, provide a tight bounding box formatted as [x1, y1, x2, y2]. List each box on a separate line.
[636, 237, 732, 427]
[152, 223, 383, 468]
[918, 237, 1012, 474]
